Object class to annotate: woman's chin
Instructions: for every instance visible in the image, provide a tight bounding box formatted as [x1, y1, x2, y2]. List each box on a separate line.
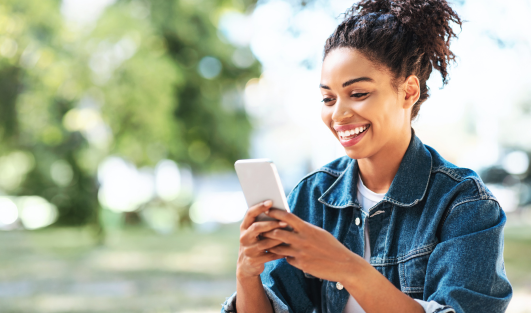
[344, 148, 367, 160]
[339, 136, 372, 160]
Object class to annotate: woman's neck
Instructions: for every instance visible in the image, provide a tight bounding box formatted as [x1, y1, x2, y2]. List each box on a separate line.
[357, 127, 412, 194]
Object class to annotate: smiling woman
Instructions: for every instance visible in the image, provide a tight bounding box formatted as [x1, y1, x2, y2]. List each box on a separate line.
[222, 0, 513, 313]
[319, 48, 421, 195]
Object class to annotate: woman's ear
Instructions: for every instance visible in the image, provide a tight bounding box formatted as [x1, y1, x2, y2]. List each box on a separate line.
[403, 75, 420, 109]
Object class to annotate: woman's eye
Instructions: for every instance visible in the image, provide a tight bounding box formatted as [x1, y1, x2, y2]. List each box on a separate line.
[351, 92, 369, 98]
[321, 98, 335, 103]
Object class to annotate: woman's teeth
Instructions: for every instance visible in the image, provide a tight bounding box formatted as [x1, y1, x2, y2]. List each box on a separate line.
[338, 125, 369, 139]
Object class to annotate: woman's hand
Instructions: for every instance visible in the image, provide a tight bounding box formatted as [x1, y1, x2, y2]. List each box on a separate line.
[239, 207, 424, 313]
[236, 200, 288, 280]
[261, 209, 368, 283]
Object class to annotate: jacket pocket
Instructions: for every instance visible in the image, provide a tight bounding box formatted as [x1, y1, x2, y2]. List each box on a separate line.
[398, 251, 431, 299]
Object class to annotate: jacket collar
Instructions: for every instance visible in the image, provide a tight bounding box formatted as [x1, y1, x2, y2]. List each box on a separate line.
[318, 130, 432, 209]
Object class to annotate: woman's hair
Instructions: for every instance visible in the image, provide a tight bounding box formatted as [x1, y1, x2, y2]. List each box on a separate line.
[324, 0, 463, 120]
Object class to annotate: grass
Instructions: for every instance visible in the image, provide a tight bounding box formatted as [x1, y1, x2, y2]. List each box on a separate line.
[0, 224, 241, 313]
[0, 220, 530, 312]
[503, 225, 531, 291]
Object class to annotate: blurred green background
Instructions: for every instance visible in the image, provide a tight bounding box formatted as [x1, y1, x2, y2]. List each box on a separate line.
[0, 0, 259, 231]
[1, 0, 531, 312]
[0, 0, 258, 311]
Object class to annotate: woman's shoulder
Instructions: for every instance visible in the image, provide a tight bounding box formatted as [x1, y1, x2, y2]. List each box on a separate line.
[424, 144, 496, 201]
[423, 144, 504, 237]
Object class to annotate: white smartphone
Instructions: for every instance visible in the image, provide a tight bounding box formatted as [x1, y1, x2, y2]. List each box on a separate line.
[234, 159, 292, 229]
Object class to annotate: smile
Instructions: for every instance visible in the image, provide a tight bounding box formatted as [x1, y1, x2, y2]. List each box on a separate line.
[334, 123, 370, 147]
[337, 124, 370, 140]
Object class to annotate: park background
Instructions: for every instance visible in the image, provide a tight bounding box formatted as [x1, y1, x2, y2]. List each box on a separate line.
[0, 0, 530, 312]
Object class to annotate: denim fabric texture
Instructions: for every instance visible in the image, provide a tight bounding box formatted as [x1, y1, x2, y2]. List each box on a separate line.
[221, 132, 513, 313]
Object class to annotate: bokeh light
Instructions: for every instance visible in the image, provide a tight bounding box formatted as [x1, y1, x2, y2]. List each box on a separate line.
[503, 151, 530, 175]
[189, 191, 247, 224]
[17, 196, 58, 230]
[50, 160, 74, 187]
[0, 197, 18, 226]
[0, 151, 35, 192]
[198, 56, 222, 79]
[97, 157, 155, 212]
[155, 159, 181, 202]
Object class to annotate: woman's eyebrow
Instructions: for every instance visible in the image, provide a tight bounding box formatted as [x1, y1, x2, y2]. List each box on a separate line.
[319, 76, 374, 90]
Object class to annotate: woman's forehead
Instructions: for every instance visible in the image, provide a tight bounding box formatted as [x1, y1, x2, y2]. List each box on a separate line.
[320, 48, 386, 87]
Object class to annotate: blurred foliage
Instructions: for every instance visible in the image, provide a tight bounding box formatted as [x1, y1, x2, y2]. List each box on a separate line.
[0, 0, 260, 226]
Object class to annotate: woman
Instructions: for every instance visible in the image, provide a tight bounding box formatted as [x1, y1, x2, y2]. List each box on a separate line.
[222, 0, 513, 312]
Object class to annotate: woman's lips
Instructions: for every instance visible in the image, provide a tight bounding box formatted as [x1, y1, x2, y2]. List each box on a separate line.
[338, 124, 370, 147]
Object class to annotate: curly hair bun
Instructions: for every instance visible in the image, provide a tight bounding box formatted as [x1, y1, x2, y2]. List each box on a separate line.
[353, 0, 462, 83]
[325, 0, 463, 119]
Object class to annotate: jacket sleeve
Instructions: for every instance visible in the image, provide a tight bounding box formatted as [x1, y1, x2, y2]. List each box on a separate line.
[423, 198, 513, 313]
[220, 259, 322, 313]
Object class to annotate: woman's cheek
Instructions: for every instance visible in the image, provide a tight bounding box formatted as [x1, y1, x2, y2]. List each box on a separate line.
[320, 105, 333, 128]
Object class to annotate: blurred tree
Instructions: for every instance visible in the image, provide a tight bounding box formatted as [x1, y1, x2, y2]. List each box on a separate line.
[0, 0, 260, 229]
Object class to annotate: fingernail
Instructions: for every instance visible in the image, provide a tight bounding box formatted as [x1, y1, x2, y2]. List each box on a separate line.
[279, 222, 288, 227]
[264, 200, 272, 206]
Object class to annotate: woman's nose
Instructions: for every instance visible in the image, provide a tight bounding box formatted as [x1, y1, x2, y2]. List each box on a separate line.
[331, 98, 354, 121]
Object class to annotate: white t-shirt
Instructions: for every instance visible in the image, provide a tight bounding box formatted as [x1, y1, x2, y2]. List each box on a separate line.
[342, 175, 446, 313]
[342, 174, 385, 313]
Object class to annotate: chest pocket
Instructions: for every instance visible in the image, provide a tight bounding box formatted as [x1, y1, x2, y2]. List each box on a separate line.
[398, 245, 435, 300]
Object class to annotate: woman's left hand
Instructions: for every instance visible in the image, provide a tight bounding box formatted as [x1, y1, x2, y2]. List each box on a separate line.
[261, 208, 368, 283]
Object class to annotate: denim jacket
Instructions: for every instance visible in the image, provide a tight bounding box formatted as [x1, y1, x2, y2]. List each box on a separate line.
[222, 132, 513, 313]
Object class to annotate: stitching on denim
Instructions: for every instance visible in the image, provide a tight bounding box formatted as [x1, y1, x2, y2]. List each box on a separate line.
[402, 286, 424, 293]
[369, 206, 393, 265]
[381, 206, 393, 261]
[471, 176, 490, 199]
[373, 248, 434, 266]
[399, 256, 424, 293]
[440, 196, 478, 227]
[288, 172, 322, 198]
[369, 210, 385, 217]
[319, 201, 359, 209]
[395, 242, 436, 262]
[292, 169, 336, 190]
[317, 161, 351, 203]
[399, 262, 406, 291]
[370, 242, 437, 266]
[319, 167, 343, 177]
[440, 198, 500, 235]
[438, 176, 498, 228]
[289, 159, 353, 199]
[384, 151, 433, 208]
[368, 201, 385, 214]
[400, 254, 427, 293]
[470, 176, 486, 198]
[431, 168, 495, 203]
[431, 166, 464, 182]
[318, 160, 363, 210]
[447, 198, 494, 221]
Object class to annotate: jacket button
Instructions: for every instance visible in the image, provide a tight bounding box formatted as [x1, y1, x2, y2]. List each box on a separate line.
[355, 217, 360, 226]
[336, 282, 344, 290]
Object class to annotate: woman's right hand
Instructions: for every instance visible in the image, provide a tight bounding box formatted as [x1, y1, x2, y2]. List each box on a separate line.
[237, 200, 287, 279]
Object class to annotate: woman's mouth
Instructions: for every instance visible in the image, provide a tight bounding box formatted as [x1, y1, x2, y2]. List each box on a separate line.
[336, 124, 370, 147]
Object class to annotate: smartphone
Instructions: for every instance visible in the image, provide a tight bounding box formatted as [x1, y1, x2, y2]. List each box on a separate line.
[234, 159, 293, 231]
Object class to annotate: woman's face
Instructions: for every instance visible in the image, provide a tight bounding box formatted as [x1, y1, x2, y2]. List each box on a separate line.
[320, 47, 413, 160]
